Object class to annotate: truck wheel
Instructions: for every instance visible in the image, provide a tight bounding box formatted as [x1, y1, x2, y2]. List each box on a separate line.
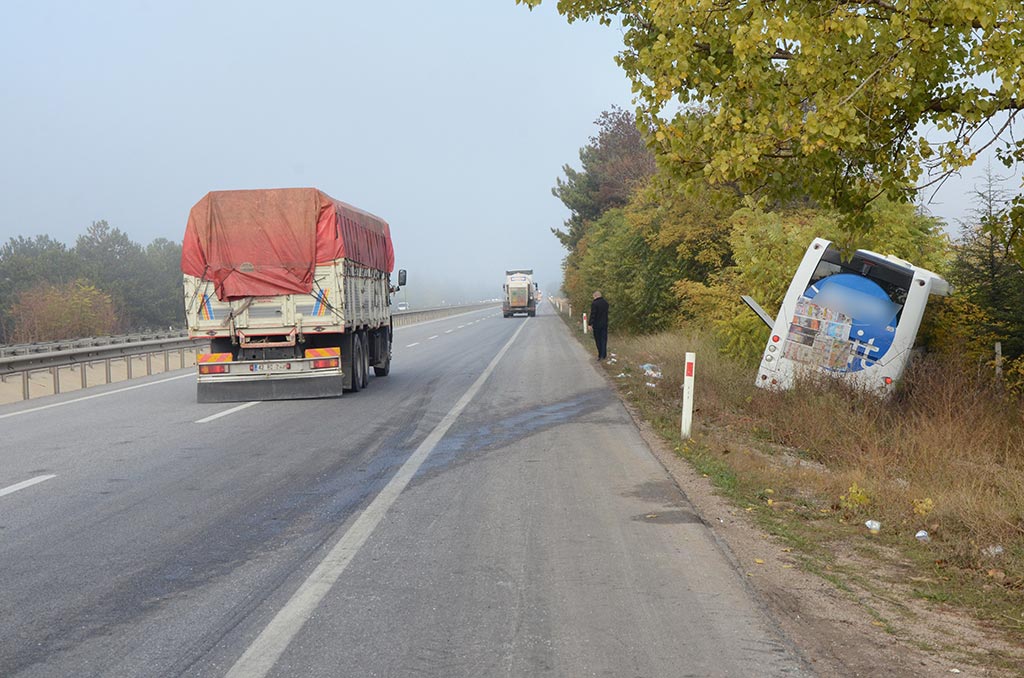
[345, 334, 362, 393]
[359, 332, 370, 389]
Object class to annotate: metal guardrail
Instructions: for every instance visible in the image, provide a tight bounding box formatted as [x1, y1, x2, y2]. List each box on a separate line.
[0, 330, 191, 358]
[391, 302, 497, 327]
[0, 303, 498, 402]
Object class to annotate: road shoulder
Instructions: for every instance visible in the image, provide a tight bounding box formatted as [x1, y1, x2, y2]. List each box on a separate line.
[611, 382, 1016, 677]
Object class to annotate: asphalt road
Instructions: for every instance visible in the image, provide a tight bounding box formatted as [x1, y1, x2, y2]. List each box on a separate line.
[0, 303, 810, 677]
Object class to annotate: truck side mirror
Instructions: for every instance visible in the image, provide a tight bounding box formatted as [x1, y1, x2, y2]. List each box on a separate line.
[398, 269, 407, 287]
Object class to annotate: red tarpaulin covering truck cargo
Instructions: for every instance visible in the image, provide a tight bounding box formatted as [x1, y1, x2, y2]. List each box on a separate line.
[181, 188, 405, 403]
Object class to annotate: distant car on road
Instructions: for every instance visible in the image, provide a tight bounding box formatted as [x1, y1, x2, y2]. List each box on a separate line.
[396, 301, 410, 311]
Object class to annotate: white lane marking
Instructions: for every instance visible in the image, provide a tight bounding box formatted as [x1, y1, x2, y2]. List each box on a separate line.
[0, 474, 57, 498]
[428, 335, 438, 340]
[226, 320, 529, 678]
[195, 401, 260, 424]
[444, 329, 453, 334]
[457, 325, 465, 329]
[405, 342, 420, 348]
[0, 373, 194, 421]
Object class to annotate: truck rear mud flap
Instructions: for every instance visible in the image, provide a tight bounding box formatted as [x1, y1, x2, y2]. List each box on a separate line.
[196, 375, 346, 403]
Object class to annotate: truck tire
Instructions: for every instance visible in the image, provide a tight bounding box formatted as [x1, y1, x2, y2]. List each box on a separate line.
[344, 333, 362, 393]
[359, 332, 370, 389]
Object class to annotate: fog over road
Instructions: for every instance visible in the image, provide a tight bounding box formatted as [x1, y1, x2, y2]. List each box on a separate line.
[0, 303, 809, 677]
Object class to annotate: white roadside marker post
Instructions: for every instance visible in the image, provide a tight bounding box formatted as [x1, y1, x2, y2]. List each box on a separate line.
[583, 313, 588, 334]
[681, 352, 695, 439]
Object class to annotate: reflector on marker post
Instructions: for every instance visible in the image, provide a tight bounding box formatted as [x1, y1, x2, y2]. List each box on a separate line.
[681, 352, 696, 439]
[583, 313, 588, 334]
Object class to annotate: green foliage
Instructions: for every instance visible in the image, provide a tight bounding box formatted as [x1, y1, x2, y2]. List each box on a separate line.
[949, 170, 1024, 360]
[74, 221, 185, 331]
[11, 279, 116, 342]
[563, 172, 740, 334]
[916, 294, 1000, 365]
[0, 224, 185, 343]
[0, 235, 79, 342]
[139, 238, 186, 329]
[565, 208, 676, 333]
[521, 0, 1024, 242]
[75, 220, 148, 328]
[839, 482, 872, 516]
[628, 174, 739, 290]
[552, 106, 655, 250]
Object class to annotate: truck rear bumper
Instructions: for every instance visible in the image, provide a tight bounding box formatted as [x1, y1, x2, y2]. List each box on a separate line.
[196, 374, 346, 403]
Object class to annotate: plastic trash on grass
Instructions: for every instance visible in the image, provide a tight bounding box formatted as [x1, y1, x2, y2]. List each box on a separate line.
[640, 363, 662, 379]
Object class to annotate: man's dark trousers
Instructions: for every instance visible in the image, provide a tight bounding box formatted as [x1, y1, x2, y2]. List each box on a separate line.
[593, 324, 608, 360]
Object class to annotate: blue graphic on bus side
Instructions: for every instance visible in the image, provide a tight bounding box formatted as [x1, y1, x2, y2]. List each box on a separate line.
[803, 273, 899, 373]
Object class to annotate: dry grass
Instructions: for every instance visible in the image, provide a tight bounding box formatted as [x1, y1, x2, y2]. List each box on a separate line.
[582, 319, 1024, 644]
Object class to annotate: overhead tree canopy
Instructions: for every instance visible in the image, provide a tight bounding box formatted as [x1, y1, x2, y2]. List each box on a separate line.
[520, 0, 1024, 235]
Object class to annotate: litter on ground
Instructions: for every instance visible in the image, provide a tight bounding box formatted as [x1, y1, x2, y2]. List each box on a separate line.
[640, 363, 662, 379]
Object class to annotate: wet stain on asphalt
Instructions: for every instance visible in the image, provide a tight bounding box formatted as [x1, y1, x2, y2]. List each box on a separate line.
[412, 388, 617, 483]
[623, 479, 688, 505]
[633, 510, 703, 525]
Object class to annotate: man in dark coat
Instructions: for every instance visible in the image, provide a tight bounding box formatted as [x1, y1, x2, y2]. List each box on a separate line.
[588, 290, 609, 361]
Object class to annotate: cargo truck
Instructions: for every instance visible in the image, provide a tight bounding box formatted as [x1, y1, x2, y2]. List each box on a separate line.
[502, 269, 537, 317]
[181, 188, 405, 403]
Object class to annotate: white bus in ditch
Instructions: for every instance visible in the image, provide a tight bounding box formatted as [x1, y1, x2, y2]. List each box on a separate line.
[755, 238, 951, 393]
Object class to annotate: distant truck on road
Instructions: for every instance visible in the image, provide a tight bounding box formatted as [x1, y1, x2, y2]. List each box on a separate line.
[503, 269, 537, 317]
[181, 188, 405, 403]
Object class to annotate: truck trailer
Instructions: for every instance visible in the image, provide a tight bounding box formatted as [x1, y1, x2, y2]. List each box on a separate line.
[181, 188, 405, 403]
[503, 269, 537, 317]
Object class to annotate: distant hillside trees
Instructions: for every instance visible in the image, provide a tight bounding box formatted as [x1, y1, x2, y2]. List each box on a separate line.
[0, 222, 184, 343]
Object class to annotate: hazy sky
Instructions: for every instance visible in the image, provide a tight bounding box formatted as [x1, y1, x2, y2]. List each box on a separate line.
[0, 1, 1015, 305]
[1, 1, 633, 303]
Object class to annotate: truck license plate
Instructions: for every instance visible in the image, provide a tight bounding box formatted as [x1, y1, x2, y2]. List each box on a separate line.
[249, 362, 292, 372]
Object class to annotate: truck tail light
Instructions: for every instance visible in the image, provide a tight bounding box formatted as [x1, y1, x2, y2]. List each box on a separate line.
[197, 353, 232, 374]
[311, 358, 339, 369]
